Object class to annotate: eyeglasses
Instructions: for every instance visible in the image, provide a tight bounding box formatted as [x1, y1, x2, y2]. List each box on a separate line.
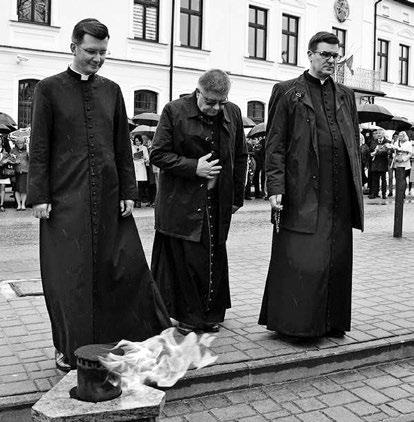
[312, 50, 341, 61]
[76, 45, 107, 57]
[196, 89, 228, 107]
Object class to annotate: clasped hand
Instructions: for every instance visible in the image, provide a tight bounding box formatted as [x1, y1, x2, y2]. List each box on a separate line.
[196, 153, 222, 179]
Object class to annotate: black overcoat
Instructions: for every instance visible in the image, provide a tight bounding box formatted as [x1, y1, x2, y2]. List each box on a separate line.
[266, 73, 364, 233]
[150, 92, 248, 244]
[27, 68, 169, 366]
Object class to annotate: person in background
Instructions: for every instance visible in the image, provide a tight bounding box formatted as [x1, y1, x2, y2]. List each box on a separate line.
[409, 135, 414, 196]
[369, 128, 390, 200]
[360, 133, 370, 191]
[390, 131, 412, 197]
[0, 136, 12, 212]
[10, 136, 29, 210]
[132, 134, 149, 208]
[387, 132, 399, 197]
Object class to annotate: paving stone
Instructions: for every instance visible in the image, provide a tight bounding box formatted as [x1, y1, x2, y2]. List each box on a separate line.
[294, 397, 326, 412]
[387, 398, 414, 414]
[352, 386, 391, 405]
[297, 411, 332, 422]
[250, 398, 281, 414]
[184, 411, 217, 422]
[200, 395, 232, 410]
[224, 388, 267, 404]
[318, 390, 359, 407]
[210, 404, 256, 420]
[364, 374, 401, 389]
[322, 405, 364, 421]
[381, 386, 412, 400]
[345, 400, 382, 416]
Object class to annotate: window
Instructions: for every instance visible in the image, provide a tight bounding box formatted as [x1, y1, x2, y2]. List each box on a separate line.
[18, 79, 39, 128]
[247, 101, 265, 124]
[180, 0, 203, 49]
[332, 27, 346, 58]
[248, 6, 267, 60]
[133, 0, 159, 42]
[17, 0, 51, 25]
[377, 39, 389, 82]
[282, 14, 299, 65]
[399, 44, 409, 85]
[134, 90, 157, 115]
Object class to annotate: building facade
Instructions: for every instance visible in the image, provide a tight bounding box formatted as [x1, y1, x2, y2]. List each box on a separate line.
[0, 0, 413, 128]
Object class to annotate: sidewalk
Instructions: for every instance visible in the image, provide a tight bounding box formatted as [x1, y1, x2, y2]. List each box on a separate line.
[0, 197, 413, 417]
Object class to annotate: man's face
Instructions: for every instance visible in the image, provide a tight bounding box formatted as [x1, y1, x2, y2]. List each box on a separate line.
[374, 130, 384, 142]
[71, 34, 108, 75]
[308, 42, 339, 79]
[196, 88, 228, 116]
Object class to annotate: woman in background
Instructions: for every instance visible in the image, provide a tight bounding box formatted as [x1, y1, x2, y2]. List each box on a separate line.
[132, 134, 149, 208]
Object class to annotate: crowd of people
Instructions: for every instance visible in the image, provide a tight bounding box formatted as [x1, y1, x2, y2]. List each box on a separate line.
[360, 128, 414, 199]
[0, 132, 30, 212]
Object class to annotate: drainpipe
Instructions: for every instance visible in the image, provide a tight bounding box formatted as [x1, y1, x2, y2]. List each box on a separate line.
[373, 0, 383, 71]
[169, 0, 176, 101]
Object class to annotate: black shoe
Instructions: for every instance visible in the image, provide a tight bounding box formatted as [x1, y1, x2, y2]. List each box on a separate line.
[55, 350, 71, 372]
[244, 196, 252, 200]
[177, 322, 199, 335]
[368, 195, 375, 199]
[326, 329, 345, 338]
[204, 323, 220, 333]
[388, 192, 393, 197]
[382, 195, 386, 199]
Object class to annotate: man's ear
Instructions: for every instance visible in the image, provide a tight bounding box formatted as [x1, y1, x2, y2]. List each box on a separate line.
[70, 43, 76, 55]
[307, 50, 313, 61]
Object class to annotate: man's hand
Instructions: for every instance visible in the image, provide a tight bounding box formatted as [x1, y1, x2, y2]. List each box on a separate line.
[120, 199, 134, 217]
[269, 194, 283, 211]
[232, 205, 240, 214]
[33, 203, 52, 219]
[196, 153, 222, 179]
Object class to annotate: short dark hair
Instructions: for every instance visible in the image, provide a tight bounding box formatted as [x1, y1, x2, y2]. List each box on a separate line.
[198, 69, 231, 96]
[72, 18, 109, 44]
[308, 31, 339, 51]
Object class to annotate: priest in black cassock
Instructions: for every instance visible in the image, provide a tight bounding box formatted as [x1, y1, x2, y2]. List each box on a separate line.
[27, 19, 170, 371]
[259, 32, 364, 339]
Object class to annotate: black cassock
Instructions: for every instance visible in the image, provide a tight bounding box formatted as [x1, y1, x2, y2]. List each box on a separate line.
[27, 68, 170, 366]
[259, 73, 356, 337]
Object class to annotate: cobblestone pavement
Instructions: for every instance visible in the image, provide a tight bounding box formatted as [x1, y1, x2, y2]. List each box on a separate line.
[160, 358, 414, 422]
[0, 197, 413, 406]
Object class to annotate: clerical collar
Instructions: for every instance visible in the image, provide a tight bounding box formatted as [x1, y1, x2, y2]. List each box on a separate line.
[67, 65, 94, 81]
[304, 70, 332, 86]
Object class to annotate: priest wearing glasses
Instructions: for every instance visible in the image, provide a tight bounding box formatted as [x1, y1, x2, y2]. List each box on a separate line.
[259, 32, 364, 339]
[27, 18, 170, 371]
[150, 69, 248, 334]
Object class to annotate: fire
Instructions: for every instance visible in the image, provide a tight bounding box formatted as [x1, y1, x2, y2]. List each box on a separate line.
[99, 328, 217, 388]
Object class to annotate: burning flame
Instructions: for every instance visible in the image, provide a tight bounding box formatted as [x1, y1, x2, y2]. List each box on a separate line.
[99, 327, 217, 388]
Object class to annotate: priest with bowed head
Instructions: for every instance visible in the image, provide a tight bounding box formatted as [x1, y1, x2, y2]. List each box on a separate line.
[27, 18, 170, 371]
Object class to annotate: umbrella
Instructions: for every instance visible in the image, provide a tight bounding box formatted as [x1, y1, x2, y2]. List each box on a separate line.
[0, 124, 13, 134]
[247, 122, 266, 138]
[242, 116, 256, 128]
[0, 112, 17, 127]
[357, 104, 393, 124]
[128, 118, 137, 132]
[359, 123, 382, 130]
[131, 125, 156, 137]
[132, 112, 160, 126]
[377, 116, 413, 132]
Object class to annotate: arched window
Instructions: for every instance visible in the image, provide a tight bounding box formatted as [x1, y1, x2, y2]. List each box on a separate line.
[18, 79, 39, 128]
[134, 90, 157, 115]
[247, 101, 265, 124]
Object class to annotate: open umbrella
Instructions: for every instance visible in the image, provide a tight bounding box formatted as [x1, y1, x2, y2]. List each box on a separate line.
[0, 124, 13, 134]
[132, 112, 160, 126]
[377, 116, 413, 132]
[0, 112, 17, 128]
[242, 116, 256, 128]
[130, 125, 156, 137]
[247, 122, 266, 138]
[357, 104, 393, 124]
[128, 118, 137, 132]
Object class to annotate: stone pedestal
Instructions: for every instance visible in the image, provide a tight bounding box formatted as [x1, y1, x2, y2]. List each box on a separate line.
[31, 371, 165, 422]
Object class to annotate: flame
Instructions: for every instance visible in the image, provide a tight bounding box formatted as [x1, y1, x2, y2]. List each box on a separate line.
[99, 327, 217, 388]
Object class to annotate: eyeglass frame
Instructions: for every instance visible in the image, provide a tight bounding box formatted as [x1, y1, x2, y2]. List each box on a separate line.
[196, 88, 229, 107]
[311, 50, 341, 61]
[74, 44, 108, 58]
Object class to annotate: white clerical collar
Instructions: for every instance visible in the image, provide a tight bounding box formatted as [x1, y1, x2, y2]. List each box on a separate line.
[69, 64, 91, 81]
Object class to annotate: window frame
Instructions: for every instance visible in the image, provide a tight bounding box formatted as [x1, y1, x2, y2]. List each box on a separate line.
[133, 0, 160, 43]
[377, 38, 389, 82]
[17, 0, 51, 26]
[332, 27, 346, 58]
[180, 0, 203, 49]
[248, 5, 268, 60]
[18, 79, 39, 128]
[134, 90, 158, 115]
[282, 13, 299, 65]
[247, 100, 265, 124]
[399, 44, 409, 86]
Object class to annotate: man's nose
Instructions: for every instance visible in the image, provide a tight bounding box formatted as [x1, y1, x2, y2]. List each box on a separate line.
[213, 103, 220, 111]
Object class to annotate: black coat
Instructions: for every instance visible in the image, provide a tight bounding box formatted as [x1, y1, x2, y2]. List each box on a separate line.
[150, 92, 248, 244]
[27, 68, 169, 365]
[370, 139, 390, 173]
[266, 73, 364, 233]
